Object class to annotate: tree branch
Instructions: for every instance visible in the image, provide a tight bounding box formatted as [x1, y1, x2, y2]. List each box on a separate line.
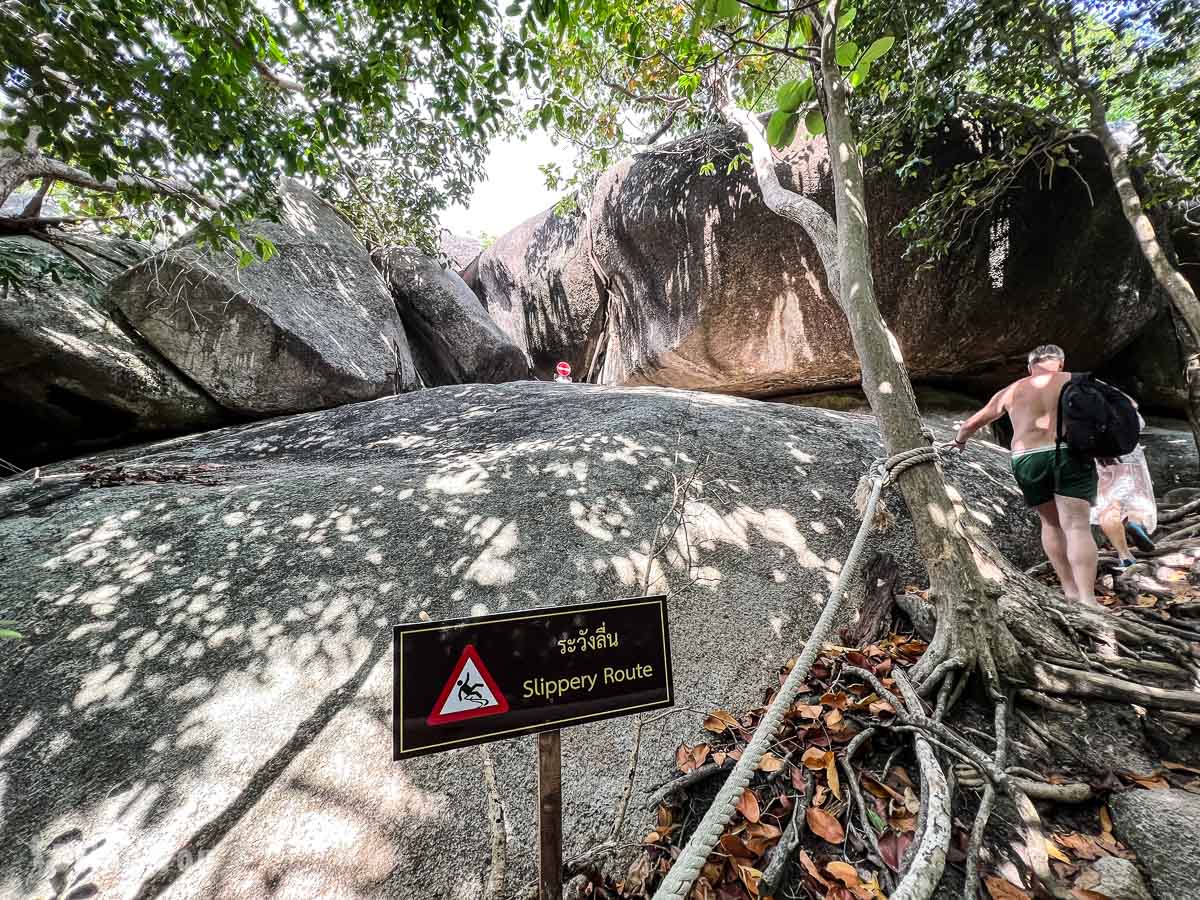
[0, 153, 219, 212]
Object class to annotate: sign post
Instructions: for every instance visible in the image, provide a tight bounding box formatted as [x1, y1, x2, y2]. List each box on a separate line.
[537, 731, 563, 900]
[393, 596, 673, 897]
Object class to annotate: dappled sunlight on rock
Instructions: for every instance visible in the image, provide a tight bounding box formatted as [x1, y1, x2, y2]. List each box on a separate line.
[0, 382, 1042, 897]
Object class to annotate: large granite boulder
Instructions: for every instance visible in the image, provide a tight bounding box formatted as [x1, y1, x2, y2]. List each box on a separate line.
[470, 123, 1164, 393]
[107, 179, 419, 416]
[0, 236, 225, 465]
[1110, 789, 1200, 900]
[1100, 309, 1189, 414]
[373, 246, 529, 385]
[471, 203, 601, 377]
[0, 383, 1038, 899]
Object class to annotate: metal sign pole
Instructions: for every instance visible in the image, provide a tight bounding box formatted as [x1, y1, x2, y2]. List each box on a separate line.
[537, 730, 563, 900]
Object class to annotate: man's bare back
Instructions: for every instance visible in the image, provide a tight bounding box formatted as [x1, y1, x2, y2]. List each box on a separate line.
[993, 371, 1071, 452]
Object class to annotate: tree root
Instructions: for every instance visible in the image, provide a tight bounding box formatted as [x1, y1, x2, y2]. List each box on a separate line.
[890, 736, 951, 900]
[761, 770, 814, 897]
[840, 729, 893, 877]
[1031, 660, 1200, 712]
[480, 744, 507, 900]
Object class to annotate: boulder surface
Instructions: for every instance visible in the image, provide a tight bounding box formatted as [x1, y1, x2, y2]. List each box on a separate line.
[0, 235, 225, 465]
[107, 179, 419, 416]
[373, 246, 529, 385]
[1110, 788, 1200, 900]
[0, 383, 1039, 899]
[470, 123, 1164, 393]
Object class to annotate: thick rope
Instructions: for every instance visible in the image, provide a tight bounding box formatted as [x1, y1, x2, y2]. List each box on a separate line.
[651, 443, 941, 899]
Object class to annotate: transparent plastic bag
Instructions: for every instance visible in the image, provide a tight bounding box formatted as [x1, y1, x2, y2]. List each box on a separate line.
[1090, 444, 1157, 533]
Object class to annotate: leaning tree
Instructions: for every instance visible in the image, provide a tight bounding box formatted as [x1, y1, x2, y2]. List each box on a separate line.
[520, 0, 1200, 895]
[0, 0, 539, 280]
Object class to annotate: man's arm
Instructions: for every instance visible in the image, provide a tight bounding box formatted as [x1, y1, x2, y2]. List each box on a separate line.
[953, 387, 1010, 448]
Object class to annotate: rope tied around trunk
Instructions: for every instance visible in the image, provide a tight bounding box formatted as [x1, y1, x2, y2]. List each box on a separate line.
[651, 439, 946, 900]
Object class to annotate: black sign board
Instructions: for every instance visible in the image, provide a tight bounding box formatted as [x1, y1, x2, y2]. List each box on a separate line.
[393, 595, 673, 759]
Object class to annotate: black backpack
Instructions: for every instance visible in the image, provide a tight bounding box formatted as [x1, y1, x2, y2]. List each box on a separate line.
[1056, 373, 1140, 459]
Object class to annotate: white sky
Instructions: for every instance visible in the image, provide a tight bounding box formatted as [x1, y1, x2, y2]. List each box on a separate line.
[440, 130, 576, 239]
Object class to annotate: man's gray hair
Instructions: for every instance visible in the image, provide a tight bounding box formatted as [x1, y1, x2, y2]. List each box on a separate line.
[1028, 344, 1065, 367]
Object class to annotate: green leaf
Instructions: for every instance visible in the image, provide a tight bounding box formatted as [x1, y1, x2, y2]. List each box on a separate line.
[850, 58, 871, 87]
[776, 78, 814, 113]
[798, 15, 814, 43]
[879, 83, 889, 104]
[767, 110, 799, 148]
[238, 249, 255, 268]
[699, 160, 717, 176]
[804, 108, 825, 136]
[866, 808, 886, 833]
[0, 628, 23, 640]
[837, 8, 856, 30]
[836, 41, 860, 67]
[717, 0, 741, 22]
[860, 35, 895, 66]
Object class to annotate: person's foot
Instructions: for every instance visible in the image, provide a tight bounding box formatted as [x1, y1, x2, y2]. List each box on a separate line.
[1125, 521, 1155, 553]
[1115, 557, 1137, 570]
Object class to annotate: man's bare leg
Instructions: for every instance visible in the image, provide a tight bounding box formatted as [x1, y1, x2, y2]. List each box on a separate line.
[1036, 500, 1077, 600]
[1098, 505, 1133, 562]
[1055, 494, 1099, 607]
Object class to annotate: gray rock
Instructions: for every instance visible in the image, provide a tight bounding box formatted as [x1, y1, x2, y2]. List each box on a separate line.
[1080, 857, 1153, 900]
[1110, 789, 1200, 900]
[107, 179, 419, 416]
[1139, 420, 1200, 497]
[0, 383, 1039, 899]
[470, 202, 601, 379]
[439, 232, 484, 274]
[1163, 486, 1200, 505]
[1100, 309, 1189, 415]
[472, 122, 1164, 394]
[0, 235, 225, 465]
[373, 246, 529, 385]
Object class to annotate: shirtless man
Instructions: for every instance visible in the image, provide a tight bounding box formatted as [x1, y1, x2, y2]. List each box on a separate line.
[952, 344, 1100, 606]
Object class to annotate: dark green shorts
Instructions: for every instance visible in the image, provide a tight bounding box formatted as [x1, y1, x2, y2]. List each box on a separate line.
[1011, 446, 1097, 507]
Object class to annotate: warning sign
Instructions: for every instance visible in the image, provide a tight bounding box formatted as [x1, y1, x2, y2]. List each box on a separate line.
[427, 645, 509, 725]
[394, 595, 673, 759]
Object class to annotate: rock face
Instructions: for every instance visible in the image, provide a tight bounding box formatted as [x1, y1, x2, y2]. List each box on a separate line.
[0, 236, 225, 465]
[469, 123, 1164, 393]
[471, 203, 601, 377]
[1100, 309, 1189, 414]
[107, 179, 419, 416]
[373, 246, 529, 385]
[1080, 856, 1153, 900]
[1110, 788, 1200, 900]
[0, 383, 1039, 899]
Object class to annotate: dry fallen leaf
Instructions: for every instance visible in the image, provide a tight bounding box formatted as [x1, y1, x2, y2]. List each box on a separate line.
[758, 752, 785, 773]
[794, 703, 824, 719]
[644, 830, 661, 844]
[1046, 839, 1071, 864]
[720, 832, 753, 859]
[828, 755, 842, 800]
[737, 863, 763, 898]
[737, 788, 762, 824]
[826, 861, 861, 888]
[1163, 761, 1200, 775]
[983, 876, 1032, 900]
[803, 747, 833, 770]
[1099, 805, 1113, 836]
[704, 709, 740, 733]
[807, 806, 846, 844]
[879, 830, 913, 869]
[797, 850, 831, 888]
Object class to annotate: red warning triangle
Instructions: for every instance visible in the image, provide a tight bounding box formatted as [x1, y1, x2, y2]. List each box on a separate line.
[426, 644, 510, 726]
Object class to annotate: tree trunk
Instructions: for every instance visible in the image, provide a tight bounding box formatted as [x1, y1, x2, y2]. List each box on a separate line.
[812, 2, 1023, 688]
[1084, 88, 1200, 460]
